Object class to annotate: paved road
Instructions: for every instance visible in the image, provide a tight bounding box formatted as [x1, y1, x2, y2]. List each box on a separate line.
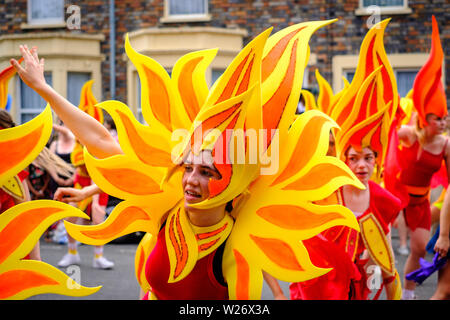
[28, 227, 437, 300]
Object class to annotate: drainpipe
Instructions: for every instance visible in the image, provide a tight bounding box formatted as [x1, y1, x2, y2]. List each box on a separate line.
[109, 0, 116, 100]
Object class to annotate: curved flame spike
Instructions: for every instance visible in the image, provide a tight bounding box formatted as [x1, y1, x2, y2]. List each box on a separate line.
[125, 34, 181, 134]
[70, 80, 102, 167]
[0, 260, 101, 300]
[0, 200, 88, 265]
[335, 66, 392, 169]
[412, 15, 447, 127]
[0, 200, 100, 299]
[261, 20, 337, 149]
[0, 105, 53, 185]
[0, 58, 23, 109]
[171, 49, 218, 128]
[134, 233, 156, 293]
[202, 27, 270, 137]
[256, 202, 359, 235]
[331, 19, 398, 128]
[315, 69, 335, 115]
[95, 100, 173, 167]
[78, 80, 103, 124]
[65, 194, 179, 246]
[301, 90, 318, 112]
[271, 110, 363, 194]
[400, 90, 414, 126]
[83, 148, 169, 201]
[271, 110, 334, 186]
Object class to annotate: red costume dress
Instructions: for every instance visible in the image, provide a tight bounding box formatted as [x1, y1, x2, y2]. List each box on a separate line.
[1, 170, 31, 260]
[0, 170, 29, 214]
[290, 181, 401, 300]
[398, 139, 447, 231]
[143, 224, 228, 300]
[73, 166, 108, 217]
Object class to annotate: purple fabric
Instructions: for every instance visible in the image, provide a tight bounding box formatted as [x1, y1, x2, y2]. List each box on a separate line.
[406, 253, 448, 285]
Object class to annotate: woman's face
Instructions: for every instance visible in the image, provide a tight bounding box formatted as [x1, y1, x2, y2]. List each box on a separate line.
[181, 151, 221, 206]
[345, 146, 376, 184]
[426, 113, 446, 135]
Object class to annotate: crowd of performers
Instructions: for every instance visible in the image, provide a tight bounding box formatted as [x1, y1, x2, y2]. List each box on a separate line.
[0, 15, 449, 300]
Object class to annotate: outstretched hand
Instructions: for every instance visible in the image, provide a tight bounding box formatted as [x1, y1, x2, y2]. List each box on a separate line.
[10, 45, 47, 92]
[54, 187, 87, 204]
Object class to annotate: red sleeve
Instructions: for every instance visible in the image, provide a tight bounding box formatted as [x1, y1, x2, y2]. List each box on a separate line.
[98, 192, 109, 207]
[17, 170, 29, 181]
[0, 189, 15, 214]
[369, 181, 402, 228]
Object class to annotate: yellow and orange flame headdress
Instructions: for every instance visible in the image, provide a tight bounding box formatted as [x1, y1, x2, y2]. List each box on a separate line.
[330, 19, 398, 173]
[62, 20, 363, 300]
[412, 15, 447, 128]
[0, 59, 23, 110]
[70, 80, 103, 167]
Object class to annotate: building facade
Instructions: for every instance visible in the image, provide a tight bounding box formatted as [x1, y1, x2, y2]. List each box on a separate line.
[0, 0, 448, 124]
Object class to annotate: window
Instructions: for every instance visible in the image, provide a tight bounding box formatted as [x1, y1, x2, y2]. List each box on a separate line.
[67, 72, 91, 106]
[162, 0, 210, 23]
[211, 69, 224, 88]
[136, 73, 145, 124]
[345, 71, 355, 84]
[356, 0, 411, 15]
[395, 70, 417, 97]
[362, 0, 405, 7]
[28, 0, 65, 25]
[169, 0, 207, 16]
[18, 72, 52, 124]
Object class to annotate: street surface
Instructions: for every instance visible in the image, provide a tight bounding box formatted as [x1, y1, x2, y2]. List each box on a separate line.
[28, 227, 437, 300]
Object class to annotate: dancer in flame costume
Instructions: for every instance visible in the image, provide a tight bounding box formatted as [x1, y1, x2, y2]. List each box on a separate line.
[11, 20, 366, 300]
[385, 16, 450, 300]
[289, 19, 403, 300]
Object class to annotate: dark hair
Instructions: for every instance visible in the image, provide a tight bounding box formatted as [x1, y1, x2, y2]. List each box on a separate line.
[225, 200, 233, 213]
[0, 109, 15, 129]
[103, 112, 116, 130]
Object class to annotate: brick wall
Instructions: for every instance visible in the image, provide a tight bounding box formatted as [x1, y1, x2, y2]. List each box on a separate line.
[0, 0, 448, 105]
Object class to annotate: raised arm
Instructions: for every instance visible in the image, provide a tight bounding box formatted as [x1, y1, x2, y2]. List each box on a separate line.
[11, 45, 122, 159]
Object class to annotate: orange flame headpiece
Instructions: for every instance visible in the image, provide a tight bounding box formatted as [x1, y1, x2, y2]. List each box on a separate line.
[412, 16, 447, 128]
[330, 19, 398, 172]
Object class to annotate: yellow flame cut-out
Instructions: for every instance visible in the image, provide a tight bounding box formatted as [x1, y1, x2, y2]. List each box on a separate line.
[0, 105, 100, 299]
